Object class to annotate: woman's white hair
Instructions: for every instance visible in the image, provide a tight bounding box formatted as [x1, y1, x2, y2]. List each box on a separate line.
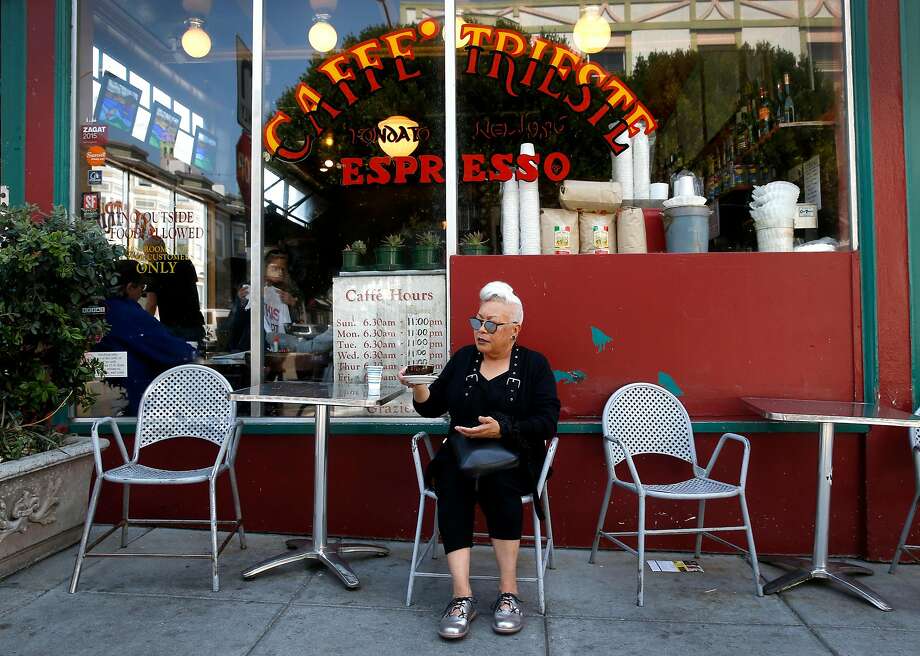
[479, 281, 524, 323]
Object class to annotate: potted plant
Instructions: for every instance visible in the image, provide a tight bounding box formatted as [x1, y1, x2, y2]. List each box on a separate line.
[0, 204, 120, 577]
[460, 231, 490, 255]
[374, 233, 407, 271]
[411, 232, 444, 270]
[341, 239, 367, 272]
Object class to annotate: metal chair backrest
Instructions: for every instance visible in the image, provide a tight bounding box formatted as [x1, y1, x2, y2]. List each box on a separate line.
[134, 364, 236, 460]
[602, 383, 697, 469]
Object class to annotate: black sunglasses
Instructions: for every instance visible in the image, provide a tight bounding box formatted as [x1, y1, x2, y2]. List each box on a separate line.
[469, 317, 517, 334]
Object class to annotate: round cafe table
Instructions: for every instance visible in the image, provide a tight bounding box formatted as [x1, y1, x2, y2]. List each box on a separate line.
[742, 397, 920, 611]
[230, 381, 403, 588]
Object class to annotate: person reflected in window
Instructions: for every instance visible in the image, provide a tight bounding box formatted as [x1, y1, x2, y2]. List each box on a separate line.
[96, 260, 196, 415]
[142, 234, 205, 348]
[262, 248, 299, 339]
[398, 281, 560, 640]
[227, 283, 251, 353]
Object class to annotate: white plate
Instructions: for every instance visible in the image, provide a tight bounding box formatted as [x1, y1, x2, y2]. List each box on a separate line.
[403, 374, 438, 385]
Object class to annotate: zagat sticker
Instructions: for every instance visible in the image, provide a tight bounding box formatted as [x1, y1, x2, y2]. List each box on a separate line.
[85, 146, 106, 167]
[80, 123, 109, 146]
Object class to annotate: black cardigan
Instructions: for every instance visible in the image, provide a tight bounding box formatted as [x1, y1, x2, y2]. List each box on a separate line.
[413, 344, 561, 509]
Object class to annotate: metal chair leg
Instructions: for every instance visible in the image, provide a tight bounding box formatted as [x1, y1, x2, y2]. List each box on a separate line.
[637, 494, 646, 607]
[406, 494, 427, 607]
[890, 491, 920, 574]
[694, 499, 706, 558]
[532, 504, 545, 614]
[121, 484, 131, 548]
[542, 490, 556, 570]
[589, 478, 614, 564]
[739, 492, 763, 596]
[69, 477, 103, 594]
[209, 479, 219, 592]
[431, 507, 440, 560]
[229, 465, 247, 550]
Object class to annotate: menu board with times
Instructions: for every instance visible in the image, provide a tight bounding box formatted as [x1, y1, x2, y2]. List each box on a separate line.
[332, 273, 447, 417]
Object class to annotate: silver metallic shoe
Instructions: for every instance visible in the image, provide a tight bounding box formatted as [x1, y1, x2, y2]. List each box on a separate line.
[438, 596, 478, 640]
[491, 592, 524, 634]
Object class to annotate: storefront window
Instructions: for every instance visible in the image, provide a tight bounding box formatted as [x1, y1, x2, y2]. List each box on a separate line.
[75, 0, 254, 417]
[74, 1, 854, 421]
[409, 0, 851, 254]
[260, 0, 447, 417]
[75, 0, 449, 419]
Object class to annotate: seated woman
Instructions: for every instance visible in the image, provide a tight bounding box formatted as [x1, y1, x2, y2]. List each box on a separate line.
[398, 281, 560, 640]
[95, 260, 197, 415]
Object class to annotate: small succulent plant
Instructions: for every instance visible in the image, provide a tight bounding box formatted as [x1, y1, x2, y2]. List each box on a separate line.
[381, 233, 406, 248]
[416, 231, 443, 248]
[345, 239, 367, 255]
[460, 231, 488, 247]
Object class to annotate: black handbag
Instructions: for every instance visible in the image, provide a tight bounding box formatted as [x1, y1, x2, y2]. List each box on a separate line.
[448, 432, 519, 478]
[449, 347, 523, 478]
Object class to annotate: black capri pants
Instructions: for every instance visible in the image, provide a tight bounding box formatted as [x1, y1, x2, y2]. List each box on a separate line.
[434, 455, 530, 554]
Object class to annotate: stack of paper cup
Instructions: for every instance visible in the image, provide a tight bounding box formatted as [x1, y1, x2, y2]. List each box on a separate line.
[610, 124, 634, 200]
[650, 182, 669, 200]
[674, 175, 696, 198]
[501, 179, 520, 255]
[518, 143, 541, 254]
[366, 365, 383, 396]
[632, 123, 650, 200]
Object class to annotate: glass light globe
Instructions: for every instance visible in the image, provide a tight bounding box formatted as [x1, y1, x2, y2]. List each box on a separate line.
[309, 20, 338, 53]
[377, 115, 420, 158]
[573, 7, 610, 54]
[182, 18, 211, 59]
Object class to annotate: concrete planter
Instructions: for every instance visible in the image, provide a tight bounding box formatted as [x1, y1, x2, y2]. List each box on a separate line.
[0, 435, 107, 578]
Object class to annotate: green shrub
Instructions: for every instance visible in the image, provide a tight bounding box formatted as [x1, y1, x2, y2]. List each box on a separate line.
[0, 205, 122, 461]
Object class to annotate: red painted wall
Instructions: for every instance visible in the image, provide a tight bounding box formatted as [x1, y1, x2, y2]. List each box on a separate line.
[24, 0, 57, 211]
[445, 253, 863, 554]
[91, 428, 863, 556]
[864, 0, 915, 561]
[450, 253, 858, 418]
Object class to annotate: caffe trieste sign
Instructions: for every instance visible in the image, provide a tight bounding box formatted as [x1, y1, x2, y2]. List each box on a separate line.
[263, 19, 656, 184]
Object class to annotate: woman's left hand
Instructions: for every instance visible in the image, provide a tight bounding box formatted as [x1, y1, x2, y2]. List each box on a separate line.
[454, 416, 501, 439]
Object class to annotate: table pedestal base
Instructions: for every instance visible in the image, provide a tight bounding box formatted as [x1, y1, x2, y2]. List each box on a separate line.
[241, 539, 389, 589]
[761, 556, 891, 611]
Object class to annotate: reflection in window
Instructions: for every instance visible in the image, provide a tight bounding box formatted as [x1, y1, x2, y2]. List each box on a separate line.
[261, 0, 448, 417]
[76, 0, 253, 417]
[437, 0, 850, 254]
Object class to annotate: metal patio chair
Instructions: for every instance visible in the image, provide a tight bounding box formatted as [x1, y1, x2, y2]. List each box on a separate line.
[589, 383, 762, 606]
[889, 406, 920, 573]
[406, 432, 558, 613]
[69, 364, 246, 593]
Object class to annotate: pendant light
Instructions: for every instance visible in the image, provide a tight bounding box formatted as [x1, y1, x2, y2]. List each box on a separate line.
[377, 115, 420, 158]
[573, 6, 610, 55]
[181, 18, 212, 59]
[309, 14, 338, 53]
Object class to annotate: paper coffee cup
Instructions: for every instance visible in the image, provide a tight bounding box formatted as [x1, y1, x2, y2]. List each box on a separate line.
[650, 182, 669, 200]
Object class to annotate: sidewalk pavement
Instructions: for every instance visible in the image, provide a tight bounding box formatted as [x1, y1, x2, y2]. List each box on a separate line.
[1, 527, 919, 656]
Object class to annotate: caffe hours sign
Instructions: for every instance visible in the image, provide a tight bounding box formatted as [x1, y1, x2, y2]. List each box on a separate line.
[332, 273, 447, 417]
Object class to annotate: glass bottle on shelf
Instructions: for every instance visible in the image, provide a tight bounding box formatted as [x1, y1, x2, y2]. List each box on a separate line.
[734, 107, 747, 159]
[758, 86, 772, 139]
[774, 82, 784, 125]
[783, 73, 796, 123]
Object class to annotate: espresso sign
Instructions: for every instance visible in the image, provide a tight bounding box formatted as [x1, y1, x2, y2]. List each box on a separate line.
[332, 273, 447, 417]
